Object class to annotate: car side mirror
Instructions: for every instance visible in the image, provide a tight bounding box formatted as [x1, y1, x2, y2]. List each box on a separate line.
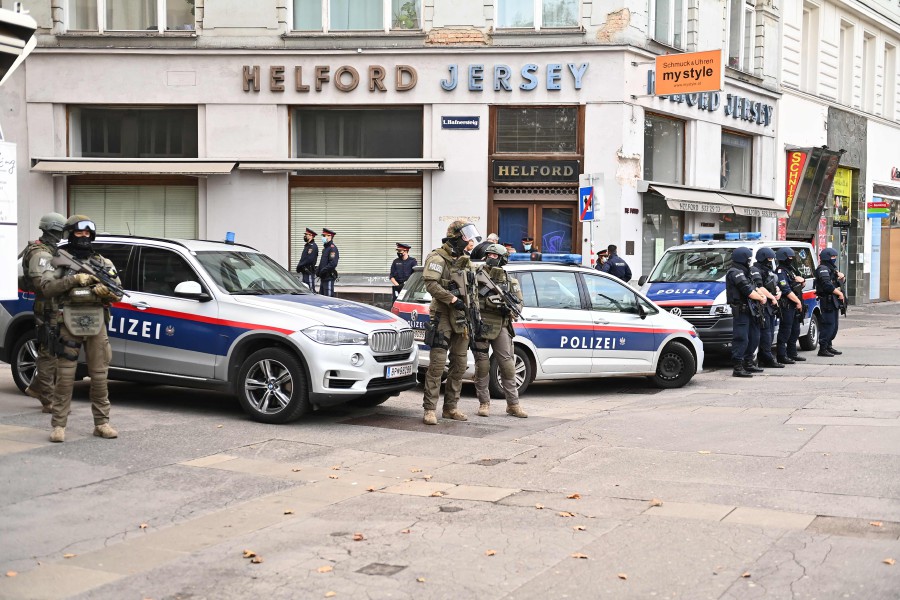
[635, 293, 647, 320]
[174, 281, 211, 302]
[638, 275, 648, 286]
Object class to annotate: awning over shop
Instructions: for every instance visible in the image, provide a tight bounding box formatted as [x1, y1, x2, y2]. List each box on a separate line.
[236, 159, 444, 173]
[639, 182, 787, 217]
[872, 183, 900, 201]
[31, 158, 236, 176]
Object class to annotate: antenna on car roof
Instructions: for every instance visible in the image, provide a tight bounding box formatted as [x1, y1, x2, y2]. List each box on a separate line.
[125, 222, 132, 235]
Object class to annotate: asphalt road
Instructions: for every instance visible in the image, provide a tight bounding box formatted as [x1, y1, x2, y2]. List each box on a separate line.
[2, 303, 900, 599]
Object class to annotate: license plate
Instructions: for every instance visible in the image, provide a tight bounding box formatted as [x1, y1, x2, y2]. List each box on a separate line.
[386, 363, 414, 379]
[413, 329, 425, 341]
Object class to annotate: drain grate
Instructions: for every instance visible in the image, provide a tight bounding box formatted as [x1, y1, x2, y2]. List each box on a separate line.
[356, 563, 407, 576]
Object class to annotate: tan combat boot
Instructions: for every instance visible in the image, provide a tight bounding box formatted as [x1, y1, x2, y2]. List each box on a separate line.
[93, 423, 118, 439]
[25, 385, 41, 399]
[50, 426, 65, 443]
[506, 404, 528, 418]
[423, 410, 437, 425]
[41, 404, 52, 414]
[442, 407, 468, 421]
[477, 402, 490, 417]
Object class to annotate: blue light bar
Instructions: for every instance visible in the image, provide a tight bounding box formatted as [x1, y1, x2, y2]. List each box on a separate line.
[698, 233, 714, 241]
[743, 232, 762, 240]
[725, 232, 741, 240]
[683, 234, 700, 242]
[507, 252, 583, 265]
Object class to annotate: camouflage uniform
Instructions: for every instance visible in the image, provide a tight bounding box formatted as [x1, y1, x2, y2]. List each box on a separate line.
[22, 238, 60, 410]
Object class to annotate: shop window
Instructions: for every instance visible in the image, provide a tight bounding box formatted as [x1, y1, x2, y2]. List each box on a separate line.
[643, 113, 684, 184]
[728, 0, 755, 72]
[70, 184, 198, 238]
[651, 0, 684, 48]
[70, 107, 198, 158]
[495, 107, 578, 154]
[293, 108, 423, 158]
[720, 131, 752, 193]
[495, 203, 575, 253]
[496, 0, 578, 29]
[291, 0, 420, 31]
[67, 0, 194, 31]
[641, 193, 683, 277]
[718, 213, 751, 234]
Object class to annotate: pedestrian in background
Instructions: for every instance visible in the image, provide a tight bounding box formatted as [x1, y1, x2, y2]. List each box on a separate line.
[521, 236, 539, 253]
[390, 242, 417, 301]
[40, 216, 122, 443]
[815, 248, 845, 357]
[600, 244, 632, 282]
[316, 228, 339, 297]
[295, 227, 318, 290]
[20, 212, 67, 413]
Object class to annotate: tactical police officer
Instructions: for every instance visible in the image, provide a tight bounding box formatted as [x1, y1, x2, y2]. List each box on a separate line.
[473, 244, 527, 419]
[421, 220, 481, 425]
[775, 248, 806, 364]
[727, 247, 766, 377]
[21, 212, 67, 412]
[316, 228, 339, 297]
[40, 216, 122, 443]
[815, 247, 845, 357]
[751, 247, 785, 368]
[389, 242, 418, 301]
[295, 227, 319, 290]
[600, 244, 633, 282]
[521, 236, 539, 253]
[469, 233, 499, 262]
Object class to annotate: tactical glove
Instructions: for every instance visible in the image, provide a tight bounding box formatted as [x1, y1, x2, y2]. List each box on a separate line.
[92, 284, 122, 302]
[71, 273, 97, 288]
[452, 299, 466, 311]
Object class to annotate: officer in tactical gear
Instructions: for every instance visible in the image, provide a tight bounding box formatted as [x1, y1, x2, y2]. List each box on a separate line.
[815, 247, 845, 357]
[726, 247, 766, 377]
[295, 227, 319, 290]
[421, 220, 481, 425]
[40, 216, 122, 443]
[20, 212, 67, 412]
[316, 228, 339, 296]
[751, 247, 785, 368]
[472, 244, 527, 418]
[775, 248, 806, 364]
[469, 233, 499, 262]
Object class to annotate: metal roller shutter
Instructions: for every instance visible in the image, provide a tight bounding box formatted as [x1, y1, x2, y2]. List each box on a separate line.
[290, 186, 422, 276]
[70, 184, 198, 238]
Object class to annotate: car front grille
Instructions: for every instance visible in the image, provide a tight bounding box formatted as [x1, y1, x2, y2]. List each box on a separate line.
[369, 330, 416, 353]
[662, 306, 713, 318]
[373, 351, 414, 363]
[367, 374, 417, 390]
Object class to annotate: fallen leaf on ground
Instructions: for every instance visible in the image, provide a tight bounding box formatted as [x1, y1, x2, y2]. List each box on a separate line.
[330, 465, 341, 470]
[242, 550, 257, 559]
[352, 533, 365, 541]
[284, 510, 294, 515]
[216, 425, 223, 428]
[742, 572, 751, 578]
[884, 558, 896, 565]
[535, 503, 544, 509]
[870, 521, 884, 527]
[485, 549, 496, 556]
[416, 577, 426, 583]
[63, 554, 76, 559]
[328, 475, 339, 480]
[797, 427, 805, 431]
[139, 523, 148, 529]
[400, 529, 411, 534]
[698, 450, 711, 454]
[291, 468, 302, 472]
[403, 478, 412, 483]
[410, 468, 422, 473]
[366, 487, 376, 492]
[573, 525, 586, 531]
[317, 565, 333, 573]
[571, 553, 588, 559]
[617, 573, 627, 580]
[5, 572, 16, 577]
[566, 493, 581, 500]
[423, 475, 433, 480]
[325, 592, 337, 598]
[649, 498, 663, 507]
[250, 556, 263, 564]
[558, 511, 576, 517]
[430, 491, 444, 497]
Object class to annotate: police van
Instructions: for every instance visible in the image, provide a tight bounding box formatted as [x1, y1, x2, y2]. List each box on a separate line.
[392, 254, 704, 397]
[637, 233, 821, 354]
[2, 236, 417, 423]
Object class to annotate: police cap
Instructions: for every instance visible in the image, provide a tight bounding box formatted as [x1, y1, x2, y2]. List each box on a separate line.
[322, 227, 336, 236]
[396, 242, 411, 250]
[305, 227, 317, 236]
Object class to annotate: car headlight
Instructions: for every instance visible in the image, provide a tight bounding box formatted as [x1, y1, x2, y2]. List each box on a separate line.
[712, 304, 732, 315]
[302, 326, 369, 345]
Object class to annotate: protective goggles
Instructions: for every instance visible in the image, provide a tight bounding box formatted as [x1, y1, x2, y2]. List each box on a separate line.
[73, 220, 96, 232]
[458, 224, 482, 243]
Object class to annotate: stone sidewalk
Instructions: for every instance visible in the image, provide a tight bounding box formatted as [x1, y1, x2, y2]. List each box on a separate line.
[0, 303, 898, 599]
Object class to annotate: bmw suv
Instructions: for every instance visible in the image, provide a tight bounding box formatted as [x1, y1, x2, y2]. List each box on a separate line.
[2, 236, 417, 423]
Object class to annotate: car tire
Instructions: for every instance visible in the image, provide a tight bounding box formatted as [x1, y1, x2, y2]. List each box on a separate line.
[236, 348, 310, 424]
[799, 312, 819, 351]
[11, 329, 38, 394]
[489, 345, 532, 399]
[651, 341, 696, 389]
[348, 393, 392, 408]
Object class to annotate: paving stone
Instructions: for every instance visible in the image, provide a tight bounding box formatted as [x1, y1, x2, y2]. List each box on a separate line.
[381, 480, 457, 497]
[0, 563, 121, 600]
[179, 453, 237, 467]
[65, 543, 187, 575]
[644, 500, 735, 521]
[441, 484, 519, 502]
[0, 438, 43, 455]
[721, 506, 816, 530]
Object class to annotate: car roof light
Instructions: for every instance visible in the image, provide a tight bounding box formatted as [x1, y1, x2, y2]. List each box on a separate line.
[683, 234, 700, 242]
[725, 232, 741, 240]
[508, 252, 583, 265]
[743, 232, 762, 240]
[698, 233, 714, 241]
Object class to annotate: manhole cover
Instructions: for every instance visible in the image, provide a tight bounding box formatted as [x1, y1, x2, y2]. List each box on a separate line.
[356, 563, 407, 577]
[471, 458, 506, 466]
[440, 506, 464, 513]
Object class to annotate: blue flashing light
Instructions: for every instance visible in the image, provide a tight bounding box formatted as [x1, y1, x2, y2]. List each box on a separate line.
[743, 231, 762, 240]
[508, 252, 582, 265]
[725, 232, 741, 240]
[698, 233, 714, 241]
[683, 234, 700, 242]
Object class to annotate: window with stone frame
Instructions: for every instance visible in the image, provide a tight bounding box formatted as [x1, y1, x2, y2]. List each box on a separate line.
[291, 0, 422, 31]
[496, 0, 579, 29]
[728, 0, 755, 72]
[651, 0, 685, 48]
[67, 0, 194, 31]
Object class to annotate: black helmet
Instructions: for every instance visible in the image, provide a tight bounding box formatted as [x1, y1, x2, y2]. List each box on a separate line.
[820, 247, 838, 263]
[755, 247, 776, 262]
[775, 247, 795, 262]
[731, 247, 753, 266]
[64, 214, 96, 257]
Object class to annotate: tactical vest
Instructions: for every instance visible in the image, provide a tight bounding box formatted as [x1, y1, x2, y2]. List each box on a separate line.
[21, 240, 59, 321]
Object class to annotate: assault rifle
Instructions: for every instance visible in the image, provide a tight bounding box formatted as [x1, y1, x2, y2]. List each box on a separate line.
[478, 271, 523, 320]
[747, 298, 766, 330]
[53, 248, 129, 299]
[448, 277, 483, 353]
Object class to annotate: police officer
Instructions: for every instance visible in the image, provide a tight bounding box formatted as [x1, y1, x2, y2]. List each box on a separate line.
[595, 248, 609, 271]
[40, 216, 122, 443]
[775, 248, 806, 364]
[473, 244, 527, 418]
[389, 242, 417, 301]
[316, 228, 339, 297]
[751, 247, 785, 368]
[815, 247, 845, 357]
[601, 244, 633, 282]
[726, 247, 766, 377]
[521, 236, 539, 253]
[421, 220, 481, 425]
[21, 212, 67, 412]
[295, 227, 318, 290]
[469, 233, 499, 262]
[502, 242, 517, 255]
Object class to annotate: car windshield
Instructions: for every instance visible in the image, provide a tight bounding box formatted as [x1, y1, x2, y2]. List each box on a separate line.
[397, 270, 430, 303]
[194, 250, 310, 295]
[648, 249, 734, 283]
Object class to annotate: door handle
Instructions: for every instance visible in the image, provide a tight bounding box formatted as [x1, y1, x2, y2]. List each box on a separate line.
[593, 318, 609, 325]
[523, 315, 543, 322]
[130, 301, 150, 310]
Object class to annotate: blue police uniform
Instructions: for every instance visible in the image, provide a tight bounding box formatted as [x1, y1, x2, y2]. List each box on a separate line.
[775, 254, 805, 363]
[296, 238, 319, 290]
[745, 265, 765, 369]
[726, 248, 759, 377]
[815, 249, 843, 356]
[390, 249, 417, 301]
[317, 238, 340, 297]
[751, 250, 784, 368]
[600, 253, 632, 282]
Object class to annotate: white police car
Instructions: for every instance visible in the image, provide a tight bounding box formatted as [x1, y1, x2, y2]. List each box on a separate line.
[2, 236, 417, 423]
[638, 232, 821, 354]
[391, 254, 703, 397]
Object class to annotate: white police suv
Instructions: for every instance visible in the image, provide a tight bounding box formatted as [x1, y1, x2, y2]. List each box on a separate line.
[638, 232, 821, 354]
[392, 254, 703, 397]
[2, 236, 417, 423]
